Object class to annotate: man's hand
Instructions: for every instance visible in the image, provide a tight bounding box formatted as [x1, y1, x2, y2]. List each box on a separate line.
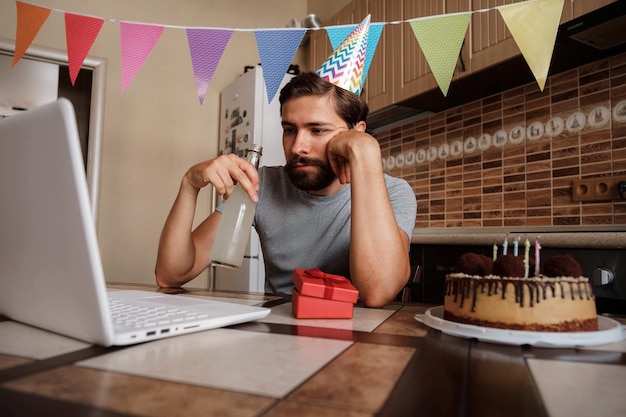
[183, 153, 260, 202]
[327, 128, 382, 185]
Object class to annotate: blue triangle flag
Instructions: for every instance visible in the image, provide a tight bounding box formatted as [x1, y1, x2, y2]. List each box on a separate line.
[363, 23, 384, 85]
[254, 29, 306, 102]
[326, 24, 357, 50]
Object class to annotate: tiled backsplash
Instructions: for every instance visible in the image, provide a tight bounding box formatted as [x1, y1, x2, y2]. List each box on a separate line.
[376, 52, 626, 230]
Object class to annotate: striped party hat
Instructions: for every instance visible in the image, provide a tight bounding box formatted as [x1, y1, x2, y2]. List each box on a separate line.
[316, 14, 370, 96]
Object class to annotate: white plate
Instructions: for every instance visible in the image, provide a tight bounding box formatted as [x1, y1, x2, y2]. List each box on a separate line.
[415, 306, 625, 348]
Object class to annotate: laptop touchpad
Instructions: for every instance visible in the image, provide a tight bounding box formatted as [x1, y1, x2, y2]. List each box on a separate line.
[139, 295, 206, 306]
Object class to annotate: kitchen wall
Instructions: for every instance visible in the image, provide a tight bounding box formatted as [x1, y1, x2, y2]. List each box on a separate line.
[0, 0, 310, 287]
[376, 52, 626, 231]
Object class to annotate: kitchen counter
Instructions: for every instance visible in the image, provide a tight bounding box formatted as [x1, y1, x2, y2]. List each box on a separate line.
[1, 283, 625, 417]
[412, 229, 626, 249]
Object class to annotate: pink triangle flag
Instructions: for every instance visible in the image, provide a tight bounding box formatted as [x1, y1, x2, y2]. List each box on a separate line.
[65, 13, 104, 86]
[12, 1, 51, 67]
[254, 29, 306, 103]
[186, 28, 233, 105]
[120, 22, 165, 92]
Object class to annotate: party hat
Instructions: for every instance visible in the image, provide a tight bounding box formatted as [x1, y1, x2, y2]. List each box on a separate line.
[316, 14, 370, 96]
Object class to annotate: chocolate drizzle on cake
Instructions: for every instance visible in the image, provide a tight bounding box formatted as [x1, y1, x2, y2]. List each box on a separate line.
[445, 275, 594, 311]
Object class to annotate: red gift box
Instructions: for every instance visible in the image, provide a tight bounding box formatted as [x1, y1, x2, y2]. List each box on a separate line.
[292, 288, 354, 319]
[291, 268, 359, 303]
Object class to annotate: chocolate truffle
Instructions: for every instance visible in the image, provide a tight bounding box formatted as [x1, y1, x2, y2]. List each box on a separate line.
[542, 255, 583, 277]
[492, 254, 525, 277]
[455, 252, 494, 275]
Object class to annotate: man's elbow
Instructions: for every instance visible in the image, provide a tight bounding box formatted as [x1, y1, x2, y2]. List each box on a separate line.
[358, 291, 394, 308]
[155, 267, 183, 288]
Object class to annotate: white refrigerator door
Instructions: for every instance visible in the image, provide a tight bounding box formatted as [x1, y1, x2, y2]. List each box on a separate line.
[213, 66, 293, 292]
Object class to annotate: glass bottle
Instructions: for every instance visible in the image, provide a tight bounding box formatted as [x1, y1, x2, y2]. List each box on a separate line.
[210, 144, 262, 269]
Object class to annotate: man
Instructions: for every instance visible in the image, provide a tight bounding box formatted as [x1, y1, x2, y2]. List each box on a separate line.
[155, 72, 416, 307]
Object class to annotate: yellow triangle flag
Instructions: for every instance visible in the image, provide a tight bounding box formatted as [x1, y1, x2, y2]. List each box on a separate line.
[409, 12, 471, 96]
[12, 1, 51, 67]
[498, 0, 564, 91]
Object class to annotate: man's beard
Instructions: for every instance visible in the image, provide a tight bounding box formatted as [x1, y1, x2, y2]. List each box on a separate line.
[285, 156, 337, 192]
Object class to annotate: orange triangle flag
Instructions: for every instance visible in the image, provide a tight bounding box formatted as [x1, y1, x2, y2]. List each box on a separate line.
[65, 13, 104, 85]
[12, 1, 51, 67]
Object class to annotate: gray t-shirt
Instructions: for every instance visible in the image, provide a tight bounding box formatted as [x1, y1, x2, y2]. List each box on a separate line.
[254, 166, 417, 294]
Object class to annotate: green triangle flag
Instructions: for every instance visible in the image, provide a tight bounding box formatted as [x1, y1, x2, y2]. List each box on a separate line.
[409, 12, 471, 96]
[498, 0, 564, 91]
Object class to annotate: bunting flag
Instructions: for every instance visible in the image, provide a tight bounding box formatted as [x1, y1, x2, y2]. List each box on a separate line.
[364, 23, 384, 87]
[65, 13, 104, 86]
[325, 22, 383, 89]
[409, 12, 471, 96]
[120, 22, 165, 92]
[12, 1, 50, 67]
[254, 29, 306, 103]
[9, 0, 565, 103]
[497, 0, 564, 91]
[186, 28, 233, 105]
[327, 25, 355, 50]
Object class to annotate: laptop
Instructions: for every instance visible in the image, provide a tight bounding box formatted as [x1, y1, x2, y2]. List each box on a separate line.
[0, 98, 270, 346]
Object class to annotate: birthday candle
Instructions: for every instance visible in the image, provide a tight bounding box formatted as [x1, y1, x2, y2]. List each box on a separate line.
[534, 238, 541, 277]
[502, 236, 508, 255]
[523, 238, 530, 278]
[513, 236, 519, 256]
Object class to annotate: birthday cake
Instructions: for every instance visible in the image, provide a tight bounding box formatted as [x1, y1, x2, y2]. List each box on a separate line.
[443, 252, 598, 332]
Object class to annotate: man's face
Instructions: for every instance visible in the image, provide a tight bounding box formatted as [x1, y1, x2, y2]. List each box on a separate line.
[281, 94, 348, 195]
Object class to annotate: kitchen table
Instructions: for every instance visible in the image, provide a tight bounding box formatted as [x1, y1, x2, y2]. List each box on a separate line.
[0, 283, 625, 417]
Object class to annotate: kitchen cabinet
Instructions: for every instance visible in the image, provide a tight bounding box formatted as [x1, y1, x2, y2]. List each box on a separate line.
[393, 1, 447, 106]
[308, 0, 618, 113]
[466, 0, 616, 76]
[571, 0, 616, 19]
[467, 0, 518, 76]
[307, 2, 354, 76]
[361, 0, 395, 111]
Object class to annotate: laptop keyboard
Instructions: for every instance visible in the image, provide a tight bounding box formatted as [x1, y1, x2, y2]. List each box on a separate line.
[108, 298, 209, 329]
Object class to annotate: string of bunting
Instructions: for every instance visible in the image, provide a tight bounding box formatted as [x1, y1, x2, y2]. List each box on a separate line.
[10, 0, 564, 104]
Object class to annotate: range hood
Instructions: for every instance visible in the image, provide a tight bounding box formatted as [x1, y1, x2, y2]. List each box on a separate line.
[561, 0, 626, 53]
[367, 0, 626, 131]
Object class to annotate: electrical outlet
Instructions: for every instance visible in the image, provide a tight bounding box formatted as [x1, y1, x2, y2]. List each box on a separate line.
[593, 178, 613, 200]
[572, 179, 593, 201]
[572, 175, 626, 202]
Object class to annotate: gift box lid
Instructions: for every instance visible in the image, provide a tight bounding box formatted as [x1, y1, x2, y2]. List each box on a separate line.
[292, 268, 359, 303]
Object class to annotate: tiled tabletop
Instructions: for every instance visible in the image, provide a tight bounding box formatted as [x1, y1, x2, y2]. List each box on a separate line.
[1, 284, 625, 417]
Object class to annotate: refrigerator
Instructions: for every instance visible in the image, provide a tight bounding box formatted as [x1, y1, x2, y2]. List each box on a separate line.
[213, 65, 295, 292]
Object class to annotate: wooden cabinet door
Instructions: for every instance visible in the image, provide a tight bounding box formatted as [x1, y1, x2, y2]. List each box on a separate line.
[393, 0, 447, 103]
[468, 0, 519, 75]
[307, 29, 331, 72]
[571, 0, 616, 19]
[362, 0, 396, 112]
[467, 0, 600, 75]
[307, 2, 354, 72]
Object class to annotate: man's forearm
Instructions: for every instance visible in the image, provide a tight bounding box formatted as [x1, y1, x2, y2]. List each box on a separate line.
[155, 185, 203, 287]
[349, 161, 411, 307]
